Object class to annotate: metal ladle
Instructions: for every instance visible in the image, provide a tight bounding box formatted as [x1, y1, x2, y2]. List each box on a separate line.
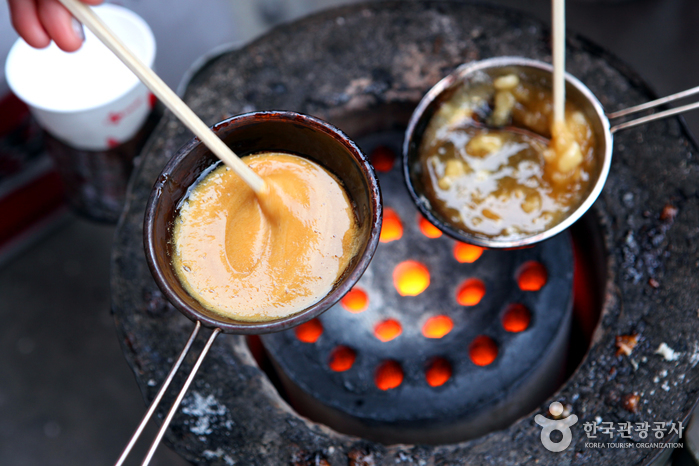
[53, 2, 381, 465]
[403, 56, 699, 249]
[132, 111, 381, 466]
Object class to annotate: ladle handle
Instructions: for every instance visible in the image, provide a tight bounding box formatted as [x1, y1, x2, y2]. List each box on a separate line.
[608, 85, 699, 133]
[114, 321, 201, 466]
[57, 0, 266, 195]
[141, 328, 221, 466]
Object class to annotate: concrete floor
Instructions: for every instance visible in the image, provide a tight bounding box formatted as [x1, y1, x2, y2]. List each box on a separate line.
[1, 0, 699, 465]
[0, 215, 190, 465]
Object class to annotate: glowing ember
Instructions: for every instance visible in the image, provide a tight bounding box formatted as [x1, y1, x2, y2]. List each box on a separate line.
[374, 319, 402, 342]
[328, 345, 356, 372]
[370, 145, 396, 172]
[469, 335, 498, 366]
[426, 358, 452, 387]
[418, 215, 443, 238]
[616, 334, 639, 357]
[380, 208, 403, 243]
[502, 303, 531, 333]
[341, 287, 369, 313]
[375, 360, 403, 390]
[393, 260, 430, 296]
[453, 242, 484, 263]
[517, 261, 548, 291]
[456, 278, 486, 306]
[295, 319, 323, 343]
[422, 315, 453, 339]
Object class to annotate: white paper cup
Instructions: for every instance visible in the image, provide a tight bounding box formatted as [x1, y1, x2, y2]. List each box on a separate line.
[4, 4, 156, 151]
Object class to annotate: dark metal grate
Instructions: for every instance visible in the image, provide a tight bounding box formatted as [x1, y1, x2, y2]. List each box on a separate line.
[261, 130, 574, 443]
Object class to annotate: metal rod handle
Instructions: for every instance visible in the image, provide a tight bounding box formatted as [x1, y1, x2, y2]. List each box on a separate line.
[114, 321, 201, 466]
[610, 100, 699, 134]
[607, 85, 699, 120]
[141, 328, 222, 466]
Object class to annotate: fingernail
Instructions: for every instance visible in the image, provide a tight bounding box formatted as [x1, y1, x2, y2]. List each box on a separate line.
[71, 17, 85, 42]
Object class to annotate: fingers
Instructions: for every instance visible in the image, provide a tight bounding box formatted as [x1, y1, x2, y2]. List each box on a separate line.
[9, 0, 106, 52]
[38, 0, 83, 52]
[8, 0, 51, 48]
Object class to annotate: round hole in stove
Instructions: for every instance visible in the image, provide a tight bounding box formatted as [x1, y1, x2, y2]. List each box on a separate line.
[456, 278, 486, 306]
[501, 303, 532, 333]
[375, 360, 404, 390]
[425, 357, 452, 387]
[374, 319, 402, 342]
[294, 318, 322, 343]
[380, 207, 403, 243]
[370, 144, 396, 172]
[340, 287, 369, 313]
[418, 214, 443, 238]
[453, 242, 484, 263]
[393, 260, 430, 296]
[328, 345, 356, 372]
[469, 335, 499, 366]
[517, 260, 548, 291]
[422, 315, 453, 339]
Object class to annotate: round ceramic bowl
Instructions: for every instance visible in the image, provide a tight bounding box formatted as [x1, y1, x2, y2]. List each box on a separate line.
[144, 111, 382, 334]
[403, 57, 612, 249]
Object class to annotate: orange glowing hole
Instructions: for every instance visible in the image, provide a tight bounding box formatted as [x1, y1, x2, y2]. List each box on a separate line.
[517, 261, 548, 291]
[374, 319, 402, 342]
[380, 208, 403, 243]
[418, 215, 443, 238]
[426, 358, 452, 387]
[502, 303, 531, 333]
[295, 319, 323, 343]
[341, 287, 369, 313]
[393, 260, 430, 296]
[370, 145, 396, 172]
[328, 346, 356, 372]
[375, 360, 403, 390]
[456, 278, 486, 306]
[469, 335, 498, 366]
[453, 242, 484, 263]
[422, 315, 453, 339]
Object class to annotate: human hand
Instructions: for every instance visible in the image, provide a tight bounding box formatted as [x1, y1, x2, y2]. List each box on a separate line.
[8, 0, 104, 52]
